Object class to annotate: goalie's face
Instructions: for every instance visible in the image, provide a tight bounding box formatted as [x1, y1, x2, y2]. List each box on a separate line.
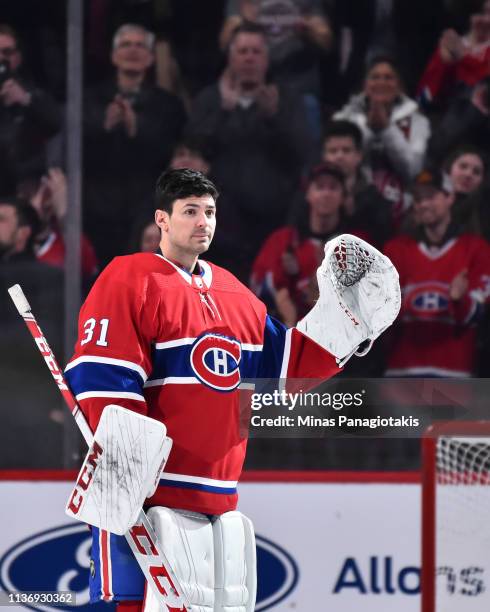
[155, 195, 216, 266]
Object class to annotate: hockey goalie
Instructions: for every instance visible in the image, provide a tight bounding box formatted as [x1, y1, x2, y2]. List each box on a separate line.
[63, 169, 400, 611]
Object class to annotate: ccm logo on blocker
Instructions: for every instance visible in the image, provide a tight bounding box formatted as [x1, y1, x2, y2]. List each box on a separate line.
[0, 526, 298, 611]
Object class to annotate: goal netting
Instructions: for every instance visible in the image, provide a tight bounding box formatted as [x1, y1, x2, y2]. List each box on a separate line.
[422, 422, 490, 612]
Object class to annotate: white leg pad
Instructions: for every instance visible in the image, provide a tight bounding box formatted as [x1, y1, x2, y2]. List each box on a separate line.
[213, 511, 257, 612]
[144, 507, 215, 612]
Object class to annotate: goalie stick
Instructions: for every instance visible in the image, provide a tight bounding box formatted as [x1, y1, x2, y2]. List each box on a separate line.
[8, 283, 192, 612]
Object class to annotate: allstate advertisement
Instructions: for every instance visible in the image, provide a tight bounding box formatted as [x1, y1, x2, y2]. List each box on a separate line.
[0, 477, 420, 610]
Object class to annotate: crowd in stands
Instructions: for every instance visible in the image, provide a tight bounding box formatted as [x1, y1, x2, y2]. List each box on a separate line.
[2, 0, 490, 467]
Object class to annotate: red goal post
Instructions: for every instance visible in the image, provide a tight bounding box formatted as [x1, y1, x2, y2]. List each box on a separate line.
[422, 420, 490, 612]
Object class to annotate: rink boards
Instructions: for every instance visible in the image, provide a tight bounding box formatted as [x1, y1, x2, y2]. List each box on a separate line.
[0, 471, 421, 611]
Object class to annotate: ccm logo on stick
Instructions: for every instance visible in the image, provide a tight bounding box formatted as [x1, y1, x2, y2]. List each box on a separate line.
[67, 441, 103, 514]
[190, 333, 241, 391]
[129, 523, 186, 608]
[34, 327, 69, 391]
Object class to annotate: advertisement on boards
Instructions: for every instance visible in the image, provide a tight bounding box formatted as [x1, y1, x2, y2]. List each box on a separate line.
[0, 475, 420, 611]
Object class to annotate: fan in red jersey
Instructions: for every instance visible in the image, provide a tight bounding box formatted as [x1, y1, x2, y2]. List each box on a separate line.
[384, 168, 490, 378]
[251, 162, 371, 328]
[27, 168, 98, 280]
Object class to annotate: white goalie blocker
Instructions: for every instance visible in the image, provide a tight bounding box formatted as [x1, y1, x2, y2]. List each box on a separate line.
[144, 508, 256, 612]
[66, 405, 172, 535]
[297, 234, 401, 366]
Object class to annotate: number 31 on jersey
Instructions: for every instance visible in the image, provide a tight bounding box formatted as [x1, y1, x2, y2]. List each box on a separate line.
[81, 318, 110, 347]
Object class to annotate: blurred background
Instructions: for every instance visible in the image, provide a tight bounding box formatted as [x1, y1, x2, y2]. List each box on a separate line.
[1, 0, 490, 472]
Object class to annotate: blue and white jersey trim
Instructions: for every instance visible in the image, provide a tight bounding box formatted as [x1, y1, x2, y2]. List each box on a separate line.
[259, 315, 288, 379]
[65, 358, 146, 399]
[75, 390, 145, 402]
[146, 337, 264, 385]
[158, 472, 238, 495]
[65, 356, 148, 381]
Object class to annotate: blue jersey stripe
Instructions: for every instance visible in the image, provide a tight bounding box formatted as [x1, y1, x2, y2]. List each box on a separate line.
[65, 362, 144, 396]
[258, 315, 288, 379]
[147, 344, 263, 383]
[158, 479, 237, 495]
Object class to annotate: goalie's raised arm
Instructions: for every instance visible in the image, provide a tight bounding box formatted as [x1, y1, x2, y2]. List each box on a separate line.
[297, 234, 401, 367]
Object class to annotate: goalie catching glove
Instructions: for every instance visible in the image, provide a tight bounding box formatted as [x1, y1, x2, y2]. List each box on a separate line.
[66, 405, 172, 535]
[297, 234, 401, 367]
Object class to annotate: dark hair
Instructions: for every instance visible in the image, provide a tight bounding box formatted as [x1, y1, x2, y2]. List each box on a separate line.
[443, 145, 488, 175]
[0, 196, 40, 250]
[306, 161, 346, 191]
[365, 54, 401, 79]
[0, 24, 20, 49]
[323, 120, 363, 151]
[128, 213, 156, 253]
[229, 22, 268, 50]
[172, 136, 213, 163]
[155, 168, 219, 213]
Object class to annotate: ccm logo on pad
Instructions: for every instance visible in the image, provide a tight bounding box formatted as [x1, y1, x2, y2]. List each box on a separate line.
[67, 441, 103, 514]
[190, 333, 241, 392]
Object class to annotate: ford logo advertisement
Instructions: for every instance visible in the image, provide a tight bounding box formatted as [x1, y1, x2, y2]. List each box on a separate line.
[0, 525, 298, 611]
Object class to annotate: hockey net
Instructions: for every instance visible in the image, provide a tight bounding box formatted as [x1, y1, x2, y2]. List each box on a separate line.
[422, 421, 490, 612]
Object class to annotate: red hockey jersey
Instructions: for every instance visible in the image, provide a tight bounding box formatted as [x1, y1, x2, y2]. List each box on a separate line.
[251, 225, 371, 320]
[65, 253, 340, 515]
[417, 43, 490, 106]
[37, 230, 99, 278]
[384, 234, 490, 377]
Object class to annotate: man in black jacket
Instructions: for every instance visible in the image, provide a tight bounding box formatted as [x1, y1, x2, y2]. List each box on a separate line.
[187, 23, 313, 280]
[322, 119, 393, 246]
[0, 196, 64, 468]
[84, 24, 186, 267]
[0, 24, 60, 194]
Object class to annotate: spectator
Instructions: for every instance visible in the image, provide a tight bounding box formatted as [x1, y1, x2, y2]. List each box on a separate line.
[129, 216, 161, 254]
[428, 78, 490, 163]
[322, 119, 393, 246]
[334, 56, 431, 224]
[169, 137, 211, 175]
[0, 195, 38, 262]
[384, 169, 490, 377]
[83, 23, 186, 268]
[219, 0, 333, 106]
[336, 0, 446, 102]
[445, 145, 486, 196]
[251, 162, 369, 327]
[443, 146, 490, 241]
[22, 168, 98, 280]
[418, 0, 490, 109]
[139, 220, 160, 253]
[0, 24, 61, 194]
[187, 22, 312, 281]
[0, 196, 63, 467]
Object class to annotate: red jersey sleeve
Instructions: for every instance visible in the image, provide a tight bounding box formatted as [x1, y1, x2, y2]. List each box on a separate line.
[64, 257, 158, 431]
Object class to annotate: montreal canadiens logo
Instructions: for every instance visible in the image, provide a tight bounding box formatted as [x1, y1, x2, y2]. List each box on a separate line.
[190, 333, 242, 391]
[406, 282, 449, 318]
